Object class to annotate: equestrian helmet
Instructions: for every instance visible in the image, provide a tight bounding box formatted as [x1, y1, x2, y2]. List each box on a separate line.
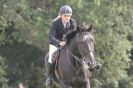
[59, 5, 72, 15]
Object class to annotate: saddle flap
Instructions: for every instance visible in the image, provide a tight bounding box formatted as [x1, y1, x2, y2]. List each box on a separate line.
[52, 49, 61, 64]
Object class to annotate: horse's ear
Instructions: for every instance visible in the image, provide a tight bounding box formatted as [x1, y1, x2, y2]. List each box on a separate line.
[87, 24, 93, 32]
[76, 25, 81, 33]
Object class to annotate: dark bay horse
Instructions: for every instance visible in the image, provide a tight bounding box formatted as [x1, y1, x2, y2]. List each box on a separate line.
[45, 24, 96, 88]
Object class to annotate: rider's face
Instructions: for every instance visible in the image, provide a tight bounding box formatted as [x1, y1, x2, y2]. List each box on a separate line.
[61, 14, 71, 23]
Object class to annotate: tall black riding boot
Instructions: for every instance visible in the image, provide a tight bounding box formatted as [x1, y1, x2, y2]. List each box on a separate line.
[93, 62, 102, 71]
[46, 62, 54, 87]
[88, 62, 102, 71]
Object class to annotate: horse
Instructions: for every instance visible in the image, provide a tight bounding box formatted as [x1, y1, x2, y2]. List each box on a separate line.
[45, 24, 96, 88]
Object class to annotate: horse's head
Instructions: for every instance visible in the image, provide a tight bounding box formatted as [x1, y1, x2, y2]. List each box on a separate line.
[69, 23, 96, 66]
[76, 23, 94, 56]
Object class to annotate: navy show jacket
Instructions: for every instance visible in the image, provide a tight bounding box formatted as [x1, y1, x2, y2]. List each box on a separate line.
[48, 17, 77, 47]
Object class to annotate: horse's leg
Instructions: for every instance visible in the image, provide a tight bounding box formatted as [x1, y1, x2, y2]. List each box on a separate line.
[60, 81, 73, 88]
[82, 63, 90, 88]
[61, 84, 73, 88]
[84, 79, 90, 88]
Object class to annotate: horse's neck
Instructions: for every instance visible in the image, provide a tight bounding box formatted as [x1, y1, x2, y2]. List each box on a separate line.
[68, 34, 78, 55]
[68, 34, 83, 67]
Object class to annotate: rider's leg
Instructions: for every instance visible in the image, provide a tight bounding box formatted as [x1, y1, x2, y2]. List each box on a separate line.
[46, 44, 58, 87]
[94, 62, 102, 71]
[84, 79, 90, 88]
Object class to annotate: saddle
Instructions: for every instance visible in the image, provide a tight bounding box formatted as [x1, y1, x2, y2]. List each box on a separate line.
[52, 49, 61, 67]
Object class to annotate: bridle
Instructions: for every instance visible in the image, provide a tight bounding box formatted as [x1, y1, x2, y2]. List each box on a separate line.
[67, 32, 94, 62]
[77, 32, 93, 58]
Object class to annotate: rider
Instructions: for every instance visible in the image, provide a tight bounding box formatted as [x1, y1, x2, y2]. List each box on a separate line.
[46, 5, 102, 87]
[46, 5, 77, 87]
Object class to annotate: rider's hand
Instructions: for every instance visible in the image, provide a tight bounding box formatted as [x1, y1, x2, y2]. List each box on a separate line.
[59, 41, 66, 47]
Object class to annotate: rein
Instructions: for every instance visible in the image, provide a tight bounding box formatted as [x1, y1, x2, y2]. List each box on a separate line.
[67, 48, 82, 62]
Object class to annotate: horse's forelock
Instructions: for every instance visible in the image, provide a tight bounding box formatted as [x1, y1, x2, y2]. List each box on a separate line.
[77, 23, 93, 33]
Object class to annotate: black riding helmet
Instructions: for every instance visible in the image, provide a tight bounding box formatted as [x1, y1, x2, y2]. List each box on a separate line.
[59, 5, 72, 15]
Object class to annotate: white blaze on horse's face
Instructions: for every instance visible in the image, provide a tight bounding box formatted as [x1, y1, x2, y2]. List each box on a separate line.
[80, 33, 94, 42]
[83, 36, 89, 41]
[78, 32, 96, 65]
[78, 32, 94, 56]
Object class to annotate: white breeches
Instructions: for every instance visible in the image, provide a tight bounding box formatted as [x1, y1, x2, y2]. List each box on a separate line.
[48, 44, 58, 64]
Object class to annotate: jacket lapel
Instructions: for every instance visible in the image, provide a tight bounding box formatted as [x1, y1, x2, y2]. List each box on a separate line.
[59, 18, 67, 33]
[66, 22, 70, 31]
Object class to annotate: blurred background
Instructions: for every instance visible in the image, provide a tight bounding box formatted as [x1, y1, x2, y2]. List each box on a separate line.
[0, 0, 132, 88]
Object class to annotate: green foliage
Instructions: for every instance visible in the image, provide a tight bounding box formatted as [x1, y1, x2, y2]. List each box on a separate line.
[0, 55, 9, 88]
[0, 42, 45, 88]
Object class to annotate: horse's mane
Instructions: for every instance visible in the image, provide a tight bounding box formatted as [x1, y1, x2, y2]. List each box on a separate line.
[66, 23, 93, 45]
[66, 31, 77, 45]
